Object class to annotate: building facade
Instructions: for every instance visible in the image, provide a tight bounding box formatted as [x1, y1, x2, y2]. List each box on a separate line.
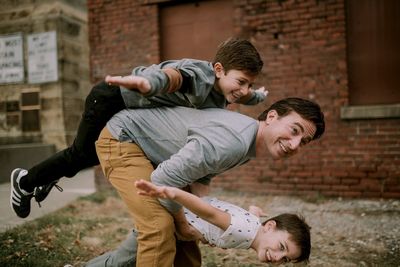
[88, 0, 399, 198]
[0, 0, 89, 182]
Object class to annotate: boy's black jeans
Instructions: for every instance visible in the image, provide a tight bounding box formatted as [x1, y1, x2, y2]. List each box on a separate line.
[20, 82, 126, 192]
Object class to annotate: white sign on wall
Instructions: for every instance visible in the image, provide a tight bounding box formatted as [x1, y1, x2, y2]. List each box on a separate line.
[0, 33, 24, 84]
[28, 31, 58, 84]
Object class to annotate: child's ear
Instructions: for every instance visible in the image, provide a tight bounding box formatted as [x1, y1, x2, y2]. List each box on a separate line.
[264, 220, 277, 232]
[214, 62, 224, 78]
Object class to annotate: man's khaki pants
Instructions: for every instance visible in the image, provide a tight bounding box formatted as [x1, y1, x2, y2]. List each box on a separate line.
[95, 127, 201, 267]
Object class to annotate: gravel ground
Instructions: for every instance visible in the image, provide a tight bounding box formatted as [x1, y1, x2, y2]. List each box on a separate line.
[3, 188, 399, 267]
[200, 189, 400, 267]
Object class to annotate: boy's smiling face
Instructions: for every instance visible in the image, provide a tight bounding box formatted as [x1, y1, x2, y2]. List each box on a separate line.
[256, 220, 301, 264]
[213, 62, 257, 103]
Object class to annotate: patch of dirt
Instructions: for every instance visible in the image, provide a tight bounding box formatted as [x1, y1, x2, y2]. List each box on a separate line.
[203, 190, 400, 267]
[70, 190, 400, 267]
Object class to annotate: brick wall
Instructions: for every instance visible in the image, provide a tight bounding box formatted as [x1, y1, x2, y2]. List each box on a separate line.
[88, 0, 160, 82]
[88, 0, 400, 198]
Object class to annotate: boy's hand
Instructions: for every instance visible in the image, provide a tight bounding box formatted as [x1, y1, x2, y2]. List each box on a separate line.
[248, 205, 267, 218]
[254, 86, 268, 97]
[135, 179, 176, 199]
[236, 86, 268, 104]
[105, 75, 151, 94]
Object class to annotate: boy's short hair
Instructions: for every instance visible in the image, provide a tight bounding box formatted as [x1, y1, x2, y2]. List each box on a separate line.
[258, 97, 325, 140]
[213, 37, 263, 76]
[264, 213, 311, 263]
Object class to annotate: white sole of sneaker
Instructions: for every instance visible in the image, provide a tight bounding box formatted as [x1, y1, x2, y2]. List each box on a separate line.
[10, 168, 20, 211]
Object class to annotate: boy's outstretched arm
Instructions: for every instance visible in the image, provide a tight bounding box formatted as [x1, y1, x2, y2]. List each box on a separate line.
[105, 75, 151, 94]
[135, 179, 231, 231]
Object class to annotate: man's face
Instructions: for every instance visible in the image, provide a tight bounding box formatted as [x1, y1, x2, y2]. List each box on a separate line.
[257, 221, 301, 264]
[260, 111, 317, 159]
[214, 63, 257, 103]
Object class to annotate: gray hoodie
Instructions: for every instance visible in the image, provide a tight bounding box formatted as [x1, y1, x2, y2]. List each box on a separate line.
[120, 58, 265, 109]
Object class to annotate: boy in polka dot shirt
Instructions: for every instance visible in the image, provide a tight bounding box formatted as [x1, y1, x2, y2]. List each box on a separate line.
[135, 179, 310, 264]
[86, 180, 311, 266]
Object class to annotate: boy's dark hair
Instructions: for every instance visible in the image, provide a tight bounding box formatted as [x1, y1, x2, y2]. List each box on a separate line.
[264, 213, 311, 263]
[213, 37, 263, 76]
[258, 97, 325, 140]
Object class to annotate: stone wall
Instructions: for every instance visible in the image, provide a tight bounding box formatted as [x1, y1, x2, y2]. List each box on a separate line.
[0, 0, 89, 150]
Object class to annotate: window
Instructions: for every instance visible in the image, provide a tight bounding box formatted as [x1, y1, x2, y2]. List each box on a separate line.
[346, 0, 400, 106]
[159, 0, 233, 61]
[342, 0, 400, 119]
[21, 89, 40, 132]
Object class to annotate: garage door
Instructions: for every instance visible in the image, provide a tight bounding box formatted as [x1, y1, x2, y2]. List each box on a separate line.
[160, 0, 233, 61]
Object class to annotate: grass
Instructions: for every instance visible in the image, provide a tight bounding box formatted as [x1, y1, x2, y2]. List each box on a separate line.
[1, 190, 130, 267]
[0, 189, 273, 267]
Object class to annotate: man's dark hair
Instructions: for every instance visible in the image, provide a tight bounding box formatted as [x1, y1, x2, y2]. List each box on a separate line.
[258, 97, 325, 140]
[213, 37, 263, 76]
[264, 213, 311, 263]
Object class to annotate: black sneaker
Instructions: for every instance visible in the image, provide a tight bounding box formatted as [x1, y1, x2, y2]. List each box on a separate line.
[10, 168, 33, 218]
[34, 180, 63, 203]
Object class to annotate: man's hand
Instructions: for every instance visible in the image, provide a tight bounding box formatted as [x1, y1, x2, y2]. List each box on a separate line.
[105, 75, 151, 94]
[175, 220, 206, 242]
[174, 209, 206, 243]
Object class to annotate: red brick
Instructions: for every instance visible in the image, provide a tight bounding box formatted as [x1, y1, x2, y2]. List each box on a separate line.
[296, 184, 314, 190]
[362, 192, 382, 198]
[323, 177, 341, 185]
[341, 178, 359, 185]
[332, 185, 350, 191]
[382, 192, 400, 198]
[340, 191, 362, 198]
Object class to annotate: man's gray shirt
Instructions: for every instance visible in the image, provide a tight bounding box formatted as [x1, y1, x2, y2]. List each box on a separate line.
[106, 106, 258, 213]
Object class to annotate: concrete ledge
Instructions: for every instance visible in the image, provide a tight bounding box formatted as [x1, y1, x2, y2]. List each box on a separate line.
[0, 168, 95, 233]
[0, 143, 55, 184]
[341, 104, 400, 119]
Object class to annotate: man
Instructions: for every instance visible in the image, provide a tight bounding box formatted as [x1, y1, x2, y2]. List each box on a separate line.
[10, 37, 265, 219]
[90, 97, 325, 267]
